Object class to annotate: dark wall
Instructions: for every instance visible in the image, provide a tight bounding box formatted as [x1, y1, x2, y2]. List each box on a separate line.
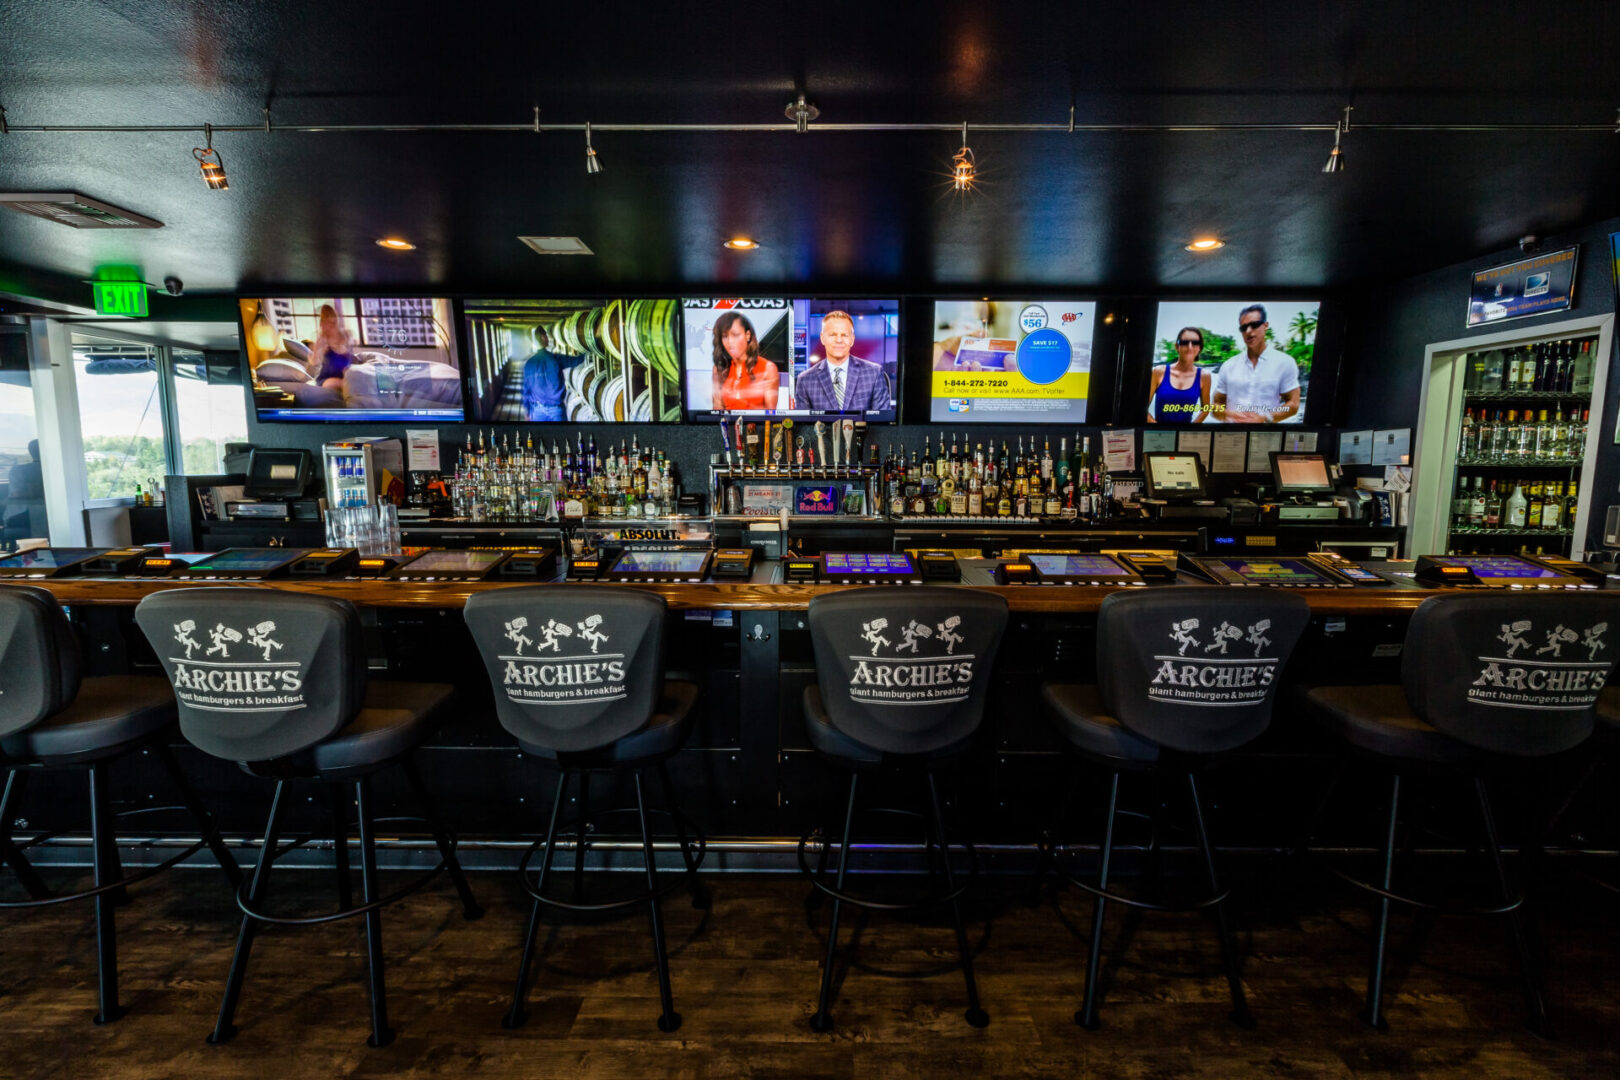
[1341, 218, 1619, 551]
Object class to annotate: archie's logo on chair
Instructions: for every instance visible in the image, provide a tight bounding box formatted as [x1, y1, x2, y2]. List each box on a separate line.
[1149, 616, 1280, 708]
[1471, 620, 1609, 710]
[498, 612, 626, 706]
[166, 617, 305, 713]
[847, 613, 976, 707]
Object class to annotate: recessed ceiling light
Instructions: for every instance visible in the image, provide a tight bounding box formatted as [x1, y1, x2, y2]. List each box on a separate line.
[519, 235, 594, 256]
[376, 237, 416, 251]
[724, 237, 759, 250]
[1185, 238, 1226, 252]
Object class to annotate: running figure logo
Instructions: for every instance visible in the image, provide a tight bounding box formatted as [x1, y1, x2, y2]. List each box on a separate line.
[1204, 621, 1242, 655]
[504, 616, 533, 655]
[896, 620, 933, 654]
[1246, 619, 1272, 657]
[537, 619, 573, 653]
[173, 619, 202, 659]
[206, 623, 242, 658]
[1583, 622, 1609, 661]
[935, 615, 964, 655]
[246, 620, 283, 662]
[576, 614, 609, 654]
[861, 618, 892, 656]
[1535, 625, 1579, 657]
[1497, 621, 1532, 657]
[1169, 618, 1201, 656]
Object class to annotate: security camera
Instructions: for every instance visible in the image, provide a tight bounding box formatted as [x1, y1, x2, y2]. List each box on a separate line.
[163, 276, 184, 296]
[1518, 235, 1541, 255]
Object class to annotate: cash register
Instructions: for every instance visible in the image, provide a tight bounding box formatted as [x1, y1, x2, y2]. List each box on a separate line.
[1262, 452, 1340, 522]
[1140, 453, 1227, 521]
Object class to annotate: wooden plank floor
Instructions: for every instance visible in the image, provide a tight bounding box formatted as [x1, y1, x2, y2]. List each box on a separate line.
[1, 859, 1616, 1079]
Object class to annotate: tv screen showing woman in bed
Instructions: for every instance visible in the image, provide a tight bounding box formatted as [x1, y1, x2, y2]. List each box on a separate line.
[239, 297, 465, 421]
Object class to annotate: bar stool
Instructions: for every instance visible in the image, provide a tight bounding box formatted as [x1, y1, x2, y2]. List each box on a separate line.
[134, 588, 481, 1048]
[0, 585, 241, 1024]
[1301, 593, 1615, 1035]
[798, 587, 1008, 1032]
[1040, 588, 1310, 1030]
[463, 586, 705, 1033]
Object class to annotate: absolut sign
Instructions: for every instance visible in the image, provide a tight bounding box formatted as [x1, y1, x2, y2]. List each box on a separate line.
[167, 617, 305, 713]
[847, 613, 975, 706]
[1469, 619, 1609, 709]
[498, 612, 627, 705]
[1149, 617, 1278, 707]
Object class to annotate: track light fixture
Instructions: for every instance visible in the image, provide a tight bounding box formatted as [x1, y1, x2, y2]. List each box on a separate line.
[952, 122, 976, 191]
[1322, 105, 1351, 174]
[585, 121, 602, 174]
[194, 124, 227, 190]
[785, 94, 819, 134]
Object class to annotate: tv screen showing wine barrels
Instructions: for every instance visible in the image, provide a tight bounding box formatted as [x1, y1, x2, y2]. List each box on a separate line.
[461, 298, 685, 423]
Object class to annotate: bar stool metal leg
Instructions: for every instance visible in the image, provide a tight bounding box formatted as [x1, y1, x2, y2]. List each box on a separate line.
[211, 780, 290, 1044]
[634, 770, 681, 1033]
[354, 777, 394, 1048]
[810, 773, 860, 1033]
[153, 743, 242, 889]
[1475, 777, 1549, 1037]
[658, 762, 710, 910]
[572, 772, 592, 903]
[401, 757, 482, 920]
[927, 772, 988, 1028]
[88, 762, 125, 1025]
[1077, 771, 1120, 1030]
[1033, 774, 1081, 907]
[1187, 773, 1253, 1029]
[504, 771, 568, 1030]
[0, 769, 49, 900]
[1362, 773, 1402, 1031]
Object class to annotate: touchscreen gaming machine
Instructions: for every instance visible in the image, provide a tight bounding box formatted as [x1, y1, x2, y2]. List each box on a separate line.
[1141, 453, 1226, 521]
[0, 548, 107, 578]
[1413, 554, 1594, 589]
[390, 549, 512, 582]
[1023, 552, 1147, 586]
[604, 549, 715, 583]
[1267, 452, 1339, 522]
[172, 548, 310, 580]
[821, 552, 923, 584]
[1179, 554, 1357, 588]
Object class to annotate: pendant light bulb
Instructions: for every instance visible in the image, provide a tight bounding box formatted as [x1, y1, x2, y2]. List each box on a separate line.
[194, 123, 228, 190]
[952, 121, 976, 191]
[1322, 105, 1351, 174]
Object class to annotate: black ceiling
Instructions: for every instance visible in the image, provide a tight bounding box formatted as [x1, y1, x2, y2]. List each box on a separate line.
[0, 0, 1617, 303]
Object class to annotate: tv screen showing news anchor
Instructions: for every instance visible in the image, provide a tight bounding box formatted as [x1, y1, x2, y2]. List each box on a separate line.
[681, 298, 899, 423]
[1148, 300, 1318, 424]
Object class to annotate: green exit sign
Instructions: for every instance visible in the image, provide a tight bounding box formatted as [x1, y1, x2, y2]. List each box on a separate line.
[92, 281, 149, 317]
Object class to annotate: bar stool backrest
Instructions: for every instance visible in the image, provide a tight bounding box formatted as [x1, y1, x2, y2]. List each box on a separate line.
[463, 586, 667, 753]
[807, 587, 1008, 755]
[0, 585, 83, 737]
[1097, 587, 1310, 754]
[134, 588, 365, 761]
[1403, 593, 1615, 755]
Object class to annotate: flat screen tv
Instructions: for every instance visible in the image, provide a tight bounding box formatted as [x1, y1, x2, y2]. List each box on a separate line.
[1146, 300, 1319, 425]
[462, 298, 684, 423]
[681, 298, 899, 423]
[241, 297, 464, 422]
[927, 299, 1096, 423]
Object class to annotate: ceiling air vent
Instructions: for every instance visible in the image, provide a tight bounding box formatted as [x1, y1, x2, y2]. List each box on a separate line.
[0, 192, 164, 229]
[519, 235, 593, 256]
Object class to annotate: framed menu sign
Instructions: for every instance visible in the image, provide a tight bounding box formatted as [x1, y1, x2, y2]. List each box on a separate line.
[1466, 246, 1578, 327]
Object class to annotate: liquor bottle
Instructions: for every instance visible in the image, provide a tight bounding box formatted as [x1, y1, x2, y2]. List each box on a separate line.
[1542, 482, 1562, 530]
[1055, 437, 1070, 488]
[1526, 344, 1543, 392]
[936, 433, 949, 479]
[1505, 347, 1523, 391]
[1564, 480, 1579, 529]
[1043, 476, 1062, 517]
[1041, 437, 1054, 481]
[1473, 410, 1494, 460]
[1526, 483, 1543, 529]
[1450, 476, 1470, 529]
[967, 464, 983, 517]
[1481, 349, 1506, 390]
[1483, 480, 1501, 527]
[1459, 408, 1476, 457]
[996, 481, 1012, 517]
[1078, 437, 1093, 488]
[1572, 340, 1594, 393]
[1467, 476, 1486, 526]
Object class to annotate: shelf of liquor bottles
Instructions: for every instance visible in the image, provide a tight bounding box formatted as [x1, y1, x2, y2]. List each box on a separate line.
[1463, 390, 1589, 405]
[1461, 335, 1597, 396]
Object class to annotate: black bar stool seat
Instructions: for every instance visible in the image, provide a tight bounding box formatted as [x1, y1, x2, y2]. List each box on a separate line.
[1039, 588, 1311, 1031]
[1, 676, 176, 764]
[1303, 684, 1477, 764]
[1041, 683, 1161, 765]
[803, 685, 978, 768]
[463, 586, 706, 1035]
[134, 588, 480, 1049]
[1301, 593, 1616, 1036]
[0, 585, 241, 1026]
